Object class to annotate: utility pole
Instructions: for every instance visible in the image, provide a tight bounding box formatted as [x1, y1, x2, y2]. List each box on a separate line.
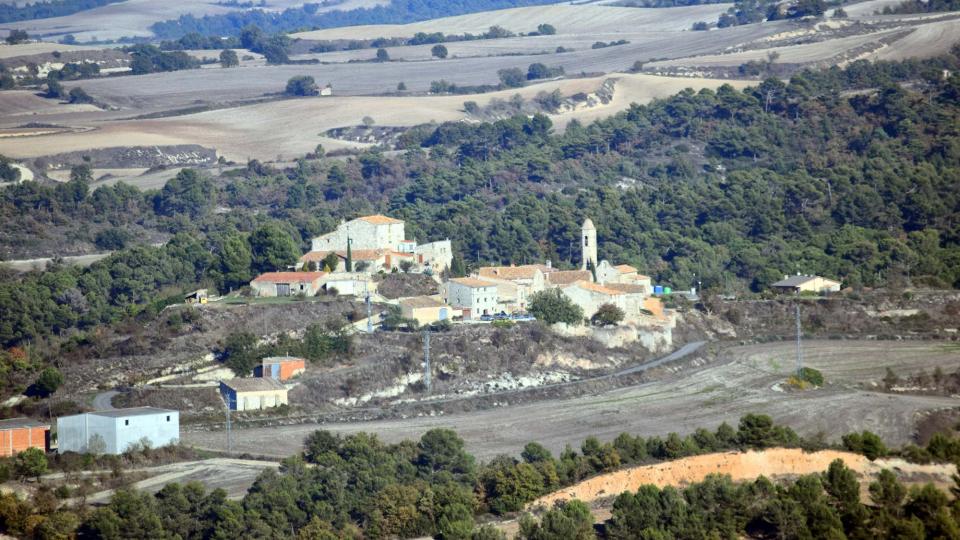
[365, 283, 373, 333]
[422, 327, 431, 394]
[795, 303, 803, 377]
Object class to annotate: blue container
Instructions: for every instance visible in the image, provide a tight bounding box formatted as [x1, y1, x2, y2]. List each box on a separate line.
[653, 285, 664, 295]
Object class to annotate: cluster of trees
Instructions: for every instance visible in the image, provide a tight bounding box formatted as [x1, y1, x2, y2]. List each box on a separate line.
[591, 39, 629, 49]
[45, 79, 93, 103]
[5, 417, 959, 539]
[47, 61, 100, 81]
[0, 155, 20, 183]
[285, 75, 320, 96]
[617, 0, 727, 6]
[238, 24, 291, 64]
[125, 44, 200, 74]
[4, 29, 29, 44]
[526, 63, 564, 81]
[718, 0, 828, 26]
[0, 0, 121, 23]
[149, 0, 561, 39]
[220, 321, 352, 375]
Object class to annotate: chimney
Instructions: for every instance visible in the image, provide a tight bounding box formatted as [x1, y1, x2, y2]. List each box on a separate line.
[546, 260, 552, 268]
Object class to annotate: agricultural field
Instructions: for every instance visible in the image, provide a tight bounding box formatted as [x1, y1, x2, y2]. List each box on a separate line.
[6, 0, 387, 42]
[182, 340, 960, 460]
[0, 73, 750, 164]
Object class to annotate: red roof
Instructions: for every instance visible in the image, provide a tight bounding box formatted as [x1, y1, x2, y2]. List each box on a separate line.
[252, 272, 326, 284]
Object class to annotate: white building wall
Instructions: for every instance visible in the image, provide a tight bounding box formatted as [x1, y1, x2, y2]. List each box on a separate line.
[57, 411, 179, 455]
[415, 240, 453, 272]
[113, 412, 179, 453]
[446, 282, 498, 319]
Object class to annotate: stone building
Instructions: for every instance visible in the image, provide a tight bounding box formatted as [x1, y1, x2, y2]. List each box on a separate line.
[443, 277, 498, 320]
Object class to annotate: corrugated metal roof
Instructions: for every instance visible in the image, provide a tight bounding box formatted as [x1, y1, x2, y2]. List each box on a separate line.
[88, 407, 177, 418]
[220, 378, 287, 392]
[0, 417, 49, 430]
[772, 275, 818, 287]
[262, 356, 304, 364]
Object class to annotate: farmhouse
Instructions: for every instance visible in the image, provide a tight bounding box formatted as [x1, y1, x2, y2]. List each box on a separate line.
[771, 274, 842, 294]
[220, 378, 289, 411]
[444, 277, 498, 320]
[476, 264, 549, 311]
[399, 296, 458, 325]
[255, 356, 306, 381]
[250, 271, 326, 297]
[57, 407, 179, 455]
[0, 418, 49, 457]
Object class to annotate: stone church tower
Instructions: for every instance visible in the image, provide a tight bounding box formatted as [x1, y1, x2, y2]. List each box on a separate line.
[581, 218, 597, 270]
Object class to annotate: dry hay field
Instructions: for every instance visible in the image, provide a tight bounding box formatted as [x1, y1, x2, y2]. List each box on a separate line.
[181, 340, 960, 461]
[293, 3, 733, 40]
[533, 448, 957, 507]
[8, 0, 386, 41]
[0, 41, 101, 59]
[0, 73, 751, 163]
[867, 17, 960, 61]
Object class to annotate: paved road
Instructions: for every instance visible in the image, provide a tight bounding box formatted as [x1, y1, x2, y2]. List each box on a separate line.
[92, 390, 119, 411]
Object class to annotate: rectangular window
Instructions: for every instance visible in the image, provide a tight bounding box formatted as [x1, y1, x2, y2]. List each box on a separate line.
[124, 420, 129, 426]
[166, 416, 171, 422]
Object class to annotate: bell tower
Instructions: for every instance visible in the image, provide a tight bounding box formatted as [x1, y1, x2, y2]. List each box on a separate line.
[581, 218, 597, 271]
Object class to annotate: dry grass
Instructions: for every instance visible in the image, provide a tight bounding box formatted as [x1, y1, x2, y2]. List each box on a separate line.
[0, 41, 100, 59]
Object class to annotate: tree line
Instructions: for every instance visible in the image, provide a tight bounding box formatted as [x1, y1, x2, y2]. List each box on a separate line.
[0, 0, 122, 23]
[3, 415, 960, 538]
[149, 0, 563, 39]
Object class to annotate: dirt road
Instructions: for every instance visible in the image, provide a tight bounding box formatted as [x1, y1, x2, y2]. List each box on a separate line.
[182, 340, 960, 461]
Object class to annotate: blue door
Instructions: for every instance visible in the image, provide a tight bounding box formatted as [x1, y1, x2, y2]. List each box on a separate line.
[439, 308, 448, 320]
[271, 363, 280, 379]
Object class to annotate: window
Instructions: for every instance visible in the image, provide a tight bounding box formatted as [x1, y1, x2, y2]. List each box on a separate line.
[124, 420, 129, 426]
[584, 236, 589, 246]
[166, 416, 171, 422]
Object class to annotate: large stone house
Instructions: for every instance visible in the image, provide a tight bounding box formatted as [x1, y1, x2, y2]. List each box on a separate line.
[304, 214, 452, 272]
[475, 264, 550, 312]
[250, 272, 327, 297]
[561, 281, 650, 321]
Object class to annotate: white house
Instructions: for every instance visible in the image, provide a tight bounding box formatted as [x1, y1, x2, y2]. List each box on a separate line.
[476, 264, 549, 312]
[414, 240, 453, 273]
[444, 277, 498, 320]
[57, 407, 179, 455]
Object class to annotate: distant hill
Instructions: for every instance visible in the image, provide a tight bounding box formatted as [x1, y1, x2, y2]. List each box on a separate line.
[150, 0, 567, 39]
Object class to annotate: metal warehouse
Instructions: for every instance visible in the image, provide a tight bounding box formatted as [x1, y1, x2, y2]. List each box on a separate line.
[219, 378, 288, 411]
[56, 407, 179, 455]
[0, 418, 49, 457]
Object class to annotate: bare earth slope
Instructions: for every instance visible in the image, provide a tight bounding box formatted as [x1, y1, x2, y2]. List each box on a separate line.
[181, 341, 960, 460]
[532, 448, 958, 507]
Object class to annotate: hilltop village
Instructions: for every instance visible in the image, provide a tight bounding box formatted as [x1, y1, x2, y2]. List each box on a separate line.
[249, 213, 666, 325]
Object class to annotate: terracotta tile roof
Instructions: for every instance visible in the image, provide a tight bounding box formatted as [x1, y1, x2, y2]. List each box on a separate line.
[389, 251, 416, 258]
[477, 265, 549, 281]
[220, 378, 287, 392]
[448, 277, 496, 288]
[357, 214, 403, 225]
[567, 280, 624, 296]
[606, 283, 648, 294]
[546, 270, 592, 286]
[400, 296, 444, 308]
[614, 264, 638, 273]
[0, 417, 48, 430]
[252, 272, 326, 283]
